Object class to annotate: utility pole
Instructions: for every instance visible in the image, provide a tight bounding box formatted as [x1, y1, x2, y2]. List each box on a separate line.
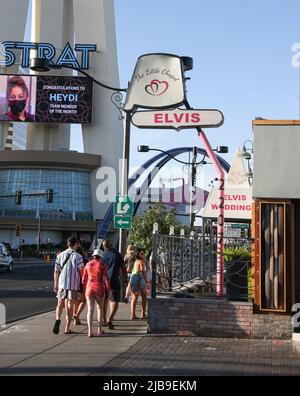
[189, 147, 197, 228]
[37, 214, 41, 254]
[94, 218, 101, 249]
[119, 111, 131, 256]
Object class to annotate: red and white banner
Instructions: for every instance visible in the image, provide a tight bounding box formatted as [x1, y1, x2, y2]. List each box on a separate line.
[203, 148, 253, 220]
[131, 108, 224, 130]
[203, 189, 252, 220]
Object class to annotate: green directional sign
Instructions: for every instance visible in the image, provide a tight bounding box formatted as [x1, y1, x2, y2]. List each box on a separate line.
[114, 215, 132, 230]
[114, 195, 134, 216]
[231, 224, 249, 229]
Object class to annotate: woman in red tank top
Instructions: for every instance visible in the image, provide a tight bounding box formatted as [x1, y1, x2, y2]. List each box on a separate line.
[82, 249, 110, 337]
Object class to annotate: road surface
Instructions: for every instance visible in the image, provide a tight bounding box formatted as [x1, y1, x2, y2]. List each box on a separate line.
[0, 260, 55, 323]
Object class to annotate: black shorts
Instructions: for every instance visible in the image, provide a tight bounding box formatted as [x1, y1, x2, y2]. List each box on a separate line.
[105, 288, 121, 303]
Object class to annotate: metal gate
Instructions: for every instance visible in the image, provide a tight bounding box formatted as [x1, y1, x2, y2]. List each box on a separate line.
[151, 232, 252, 300]
[151, 233, 215, 297]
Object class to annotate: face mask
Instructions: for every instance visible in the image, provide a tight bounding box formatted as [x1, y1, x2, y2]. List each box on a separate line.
[8, 100, 26, 115]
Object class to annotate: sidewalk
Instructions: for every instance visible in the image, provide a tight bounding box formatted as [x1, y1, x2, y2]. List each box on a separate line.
[2, 301, 300, 376]
[0, 302, 147, 376]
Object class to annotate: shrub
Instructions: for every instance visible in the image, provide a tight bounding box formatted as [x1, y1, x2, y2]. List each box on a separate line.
[224, 246, 253, 300]
[223, 246, 252, 262]
[128, 203, 188, 256]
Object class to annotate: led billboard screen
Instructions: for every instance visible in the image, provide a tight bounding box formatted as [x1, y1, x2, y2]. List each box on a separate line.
[0, 74, 93, 124]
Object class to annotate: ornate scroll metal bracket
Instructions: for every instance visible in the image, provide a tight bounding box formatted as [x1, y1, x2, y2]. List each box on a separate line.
[111, 91, 125, 120]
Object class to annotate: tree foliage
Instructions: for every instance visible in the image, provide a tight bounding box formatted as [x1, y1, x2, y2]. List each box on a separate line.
[128, 203, 186, 256]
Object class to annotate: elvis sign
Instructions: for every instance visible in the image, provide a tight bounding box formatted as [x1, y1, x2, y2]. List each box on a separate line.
[124, 53, 186, 111]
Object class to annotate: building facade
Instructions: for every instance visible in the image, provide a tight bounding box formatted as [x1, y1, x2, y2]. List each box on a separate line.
[0, 0, 124, 248]
[0, 150, 101, 248]
[252, 120, 300, 315]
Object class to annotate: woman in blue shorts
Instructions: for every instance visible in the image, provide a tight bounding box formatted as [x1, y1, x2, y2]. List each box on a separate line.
[130, 248, 147, 320]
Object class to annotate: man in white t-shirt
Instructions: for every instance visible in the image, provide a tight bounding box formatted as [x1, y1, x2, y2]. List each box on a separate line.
[53, 236, 84, 335]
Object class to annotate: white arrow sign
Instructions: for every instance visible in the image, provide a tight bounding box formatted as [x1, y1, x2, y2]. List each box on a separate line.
[131, 109, 224, 131]
[118, 219, 129, 225]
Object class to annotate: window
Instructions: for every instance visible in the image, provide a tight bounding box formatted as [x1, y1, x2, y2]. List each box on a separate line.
[0, 169, 93, 220]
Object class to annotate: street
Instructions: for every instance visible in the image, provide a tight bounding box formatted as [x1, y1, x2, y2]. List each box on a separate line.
[0, 260, 55, 323]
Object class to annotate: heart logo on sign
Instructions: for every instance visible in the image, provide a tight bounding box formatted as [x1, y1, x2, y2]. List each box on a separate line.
[145, 79, 169, 96]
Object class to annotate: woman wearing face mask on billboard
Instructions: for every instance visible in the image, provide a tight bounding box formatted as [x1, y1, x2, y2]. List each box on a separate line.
[0, 76, 34, 122]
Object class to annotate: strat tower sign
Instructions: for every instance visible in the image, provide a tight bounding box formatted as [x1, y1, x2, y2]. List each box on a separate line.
[0, 41, 97, 70]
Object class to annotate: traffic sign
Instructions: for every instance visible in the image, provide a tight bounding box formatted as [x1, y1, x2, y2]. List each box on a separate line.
[131, 109, 224, 131]
[224, 228, 241, 238]
[114, 195, 134, 216]
[231, 224, 249, 229]
[114, 215, 132, 230]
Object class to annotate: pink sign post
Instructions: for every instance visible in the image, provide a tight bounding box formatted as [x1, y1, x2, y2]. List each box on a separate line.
[197, 128, 225, 297]
[124, 54, 226, 296]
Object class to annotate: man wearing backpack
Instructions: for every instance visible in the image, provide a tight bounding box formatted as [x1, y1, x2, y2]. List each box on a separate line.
[53, 236, 84, 335]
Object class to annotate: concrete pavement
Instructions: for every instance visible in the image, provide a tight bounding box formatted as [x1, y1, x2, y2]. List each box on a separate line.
[0, 302, 147, 376]
[2, 299, 300, 376]
[98, 336, 300, 376]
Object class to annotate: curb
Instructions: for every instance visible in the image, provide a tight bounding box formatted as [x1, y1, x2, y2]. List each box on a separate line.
[292, 333, 300, 343]
[0, 309, 56, 331]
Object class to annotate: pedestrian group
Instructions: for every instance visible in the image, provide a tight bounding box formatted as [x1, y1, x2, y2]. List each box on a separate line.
[53, 236, 151, 337]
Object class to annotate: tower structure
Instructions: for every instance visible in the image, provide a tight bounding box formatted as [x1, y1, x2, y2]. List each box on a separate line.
[0, 0, 124, 247]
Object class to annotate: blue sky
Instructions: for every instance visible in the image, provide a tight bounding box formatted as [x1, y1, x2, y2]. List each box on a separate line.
[112, 0, 300, 178]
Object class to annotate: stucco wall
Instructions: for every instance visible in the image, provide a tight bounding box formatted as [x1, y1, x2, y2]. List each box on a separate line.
[253, 122, 300, 199]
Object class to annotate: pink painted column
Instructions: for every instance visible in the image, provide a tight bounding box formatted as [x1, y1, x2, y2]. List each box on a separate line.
[197, 129, 225, 297]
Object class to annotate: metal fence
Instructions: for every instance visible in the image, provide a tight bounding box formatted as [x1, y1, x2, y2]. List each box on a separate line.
[151, 232, 252, 300]
[151, 233, 214, 297]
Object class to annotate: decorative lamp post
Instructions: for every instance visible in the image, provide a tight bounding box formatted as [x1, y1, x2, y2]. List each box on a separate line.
[240, 140, 253, 185]
[137, 145, 208, 228]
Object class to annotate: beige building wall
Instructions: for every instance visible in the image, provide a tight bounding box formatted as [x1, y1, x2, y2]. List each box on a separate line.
[27, 0, 72, 151]
[253, 120, 300, 199]
[76, 0, 124, 218]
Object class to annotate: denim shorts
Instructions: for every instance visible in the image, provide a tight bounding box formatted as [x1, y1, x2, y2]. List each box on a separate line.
[105, 288, 121, 302]
[57, 289, 79, 301]
[130, 274, 147, 292]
